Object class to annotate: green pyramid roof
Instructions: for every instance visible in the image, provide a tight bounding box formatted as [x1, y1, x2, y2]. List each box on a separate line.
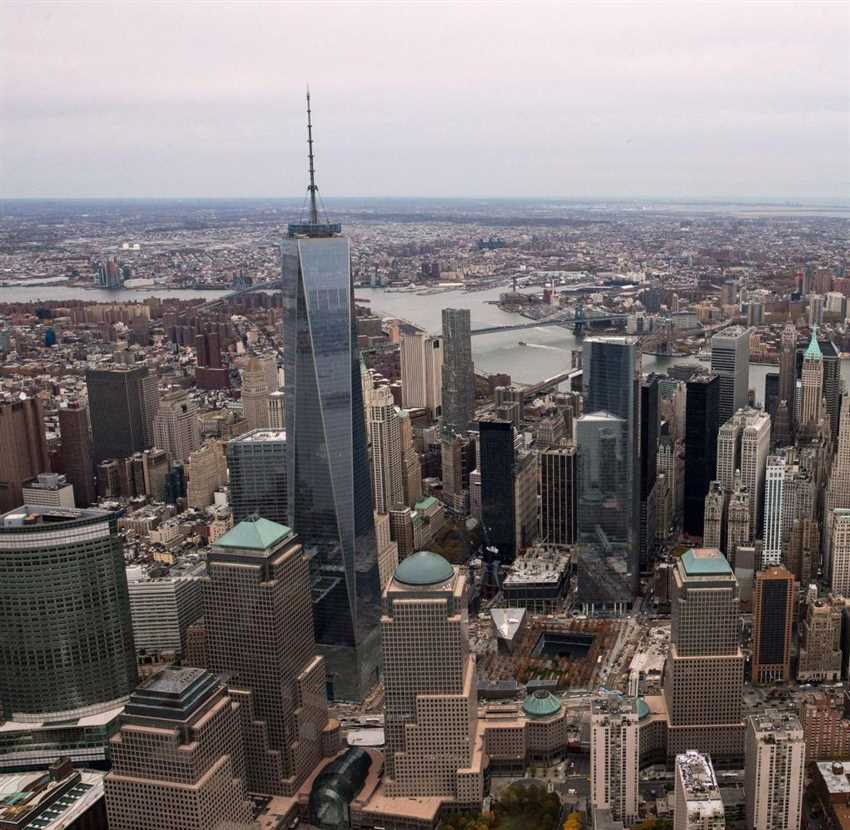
[215, 516, 292, 551]
[522, 690, 562, 719]
[805, 327, 822, 360]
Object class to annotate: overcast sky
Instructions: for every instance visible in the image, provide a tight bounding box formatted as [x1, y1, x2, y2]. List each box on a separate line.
[1, 1, 848, 200]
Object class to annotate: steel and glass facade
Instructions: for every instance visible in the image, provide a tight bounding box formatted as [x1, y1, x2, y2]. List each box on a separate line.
[282, 228, 381, 702]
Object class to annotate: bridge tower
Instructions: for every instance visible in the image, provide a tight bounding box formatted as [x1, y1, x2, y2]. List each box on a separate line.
[573, 302, 587, 337]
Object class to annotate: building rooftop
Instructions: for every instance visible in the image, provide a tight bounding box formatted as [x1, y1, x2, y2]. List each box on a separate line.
[123, 667, 220, 723]
[805, 327, 823, 360]
[815, 761, 850, 795]
[522, 690, 562, 719]
[393, 550, 454, 586]
[414, 495, 438, 511]
[230, 428, 286, 443]
[681, 548, 732, 577]
[214, 516, 292, 551]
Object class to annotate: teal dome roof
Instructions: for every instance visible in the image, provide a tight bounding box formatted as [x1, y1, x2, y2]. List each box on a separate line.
[393, 551, 454, 586]
[637, 697, 650, 720]
[522, 690, 562, 719]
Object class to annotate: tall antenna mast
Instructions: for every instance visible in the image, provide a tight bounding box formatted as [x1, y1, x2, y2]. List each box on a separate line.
[306, 87, 319, 224]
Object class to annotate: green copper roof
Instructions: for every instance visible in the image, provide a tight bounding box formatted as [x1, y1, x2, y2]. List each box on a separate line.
[681, 548, 732, 576]
[522, 690, 562, 719]
[215, 516, 292, 551]
[394, 551, 454, 586]
[415, 496, 438, 511]
[805, 327, 822, 360]
[637, 697, 650, 720]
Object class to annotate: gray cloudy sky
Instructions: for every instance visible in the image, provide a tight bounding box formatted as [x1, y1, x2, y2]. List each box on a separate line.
[1, 1, 848, 200]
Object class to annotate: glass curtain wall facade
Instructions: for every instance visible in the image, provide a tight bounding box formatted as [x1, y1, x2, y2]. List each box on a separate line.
[282, 231, 381, 702]
[576, 412, 632, 613]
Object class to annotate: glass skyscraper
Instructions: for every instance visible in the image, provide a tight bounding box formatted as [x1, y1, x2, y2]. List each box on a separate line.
[580, 337, 641, 607]
[282, 221, 382, 702]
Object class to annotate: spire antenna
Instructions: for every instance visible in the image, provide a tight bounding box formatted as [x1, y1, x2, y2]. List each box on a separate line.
[306, 87, 319, 225]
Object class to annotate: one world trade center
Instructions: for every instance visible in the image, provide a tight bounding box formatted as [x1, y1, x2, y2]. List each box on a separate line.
[282, 94, 381, 701]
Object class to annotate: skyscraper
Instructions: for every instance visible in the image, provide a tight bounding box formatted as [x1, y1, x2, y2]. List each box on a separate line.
[0, 397, 49, 514]
[583, 336, 641, 585]
[104, 668, 253, 830]
[715, 408, 771, 535]
[268, 389, 285, 429]
[778, 323, 797, 419]
[0, 505, 136, 768]
[382, 551, 485, 804]
[226, 428, 287, 526]
[282, 97, 382, 701]
[539, 443, 577, 546]
[664, 548, 744, 762]
[751, 566, 795, 684]
[239, 355, 271, 431]
[441, 308, 476, 434]
[829, 508, 850, 597]
[684, 373, 720, 536]
[744, 711, 805, 830]
[58, 402, 96, 508]
[640, 374, 660, 566]
[702, 481, 726, 549]
[826, 395, 850, 516]
[590, 693, 640, 826]
[798, 589, 843, 682]
[400, 330, 443, 417]
[368, 384, 404, 513]
[576, 412, 632, 613]
[674, 751, 725, 830]
[800, 329, 824, 434]
[479, 419, 517, 561]
[152, 387, 200, 463]
[204, 517, 338, 795]
[763, 454, 787, 566]
[710, 325, 751, 424]
[86, 365, 150, 462]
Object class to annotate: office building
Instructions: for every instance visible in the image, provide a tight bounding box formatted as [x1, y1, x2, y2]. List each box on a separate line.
[479, 419, 517, 561]
[399, 408, 422, 507]
[715, 408, 771, 535]
[382, 551, 485, 803]
[86, 365, 150, 462]
[152, 388, 200, 463]
[710, 326, 751, 423]
[369, 384, 404, 513]
[744, 711, 805, 830]
[583, 337, 641, 581]
[204, 517, 337, 795]
[674, 750, 725, 830]
[751, 566, 795, 684]
[819, 338, 841, 437]
[641, 374, 660, 566]
[763, 454, 786, 566]
[764, 371, 779, 418]
[787, 516, 819, 587]
[58, 402, 96, 507]
[831, 509, 850, 596]
[374, 510, 399, 590]
[576, 412, 632, 613]
[778, 324, 797, 417]
[226, 428, 287, 527]
[239, 355, 270, 431]
[400, 330, 443, 417]
[684, 373, 720, 536]
[0, 505, 136, 769]
[268, 389, 285, 429]
[800, 330, 824, 435]
[539, 444, 577, 546]
[0, 397, 49, 514]
[441, 308, 476, 434]
[798, 589, 843, 682]
[282, 161, 382, 701]
[590, 693, 640, 826]
[702, 481, 725, 550]
[126, 573, 204, 658]
[185, 440, 227, 510]
[664, 549, 744, 762]
[826, 394, 850, 517]
[441, 431, 474, 512]
[21, 472, 75, 508]
[104, 668, 253, 830]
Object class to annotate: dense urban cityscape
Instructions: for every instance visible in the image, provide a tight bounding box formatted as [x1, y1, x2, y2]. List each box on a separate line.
[1, 2, 849, 828]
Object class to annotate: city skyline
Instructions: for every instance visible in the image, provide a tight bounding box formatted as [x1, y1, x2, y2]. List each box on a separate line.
[2, 1, 849, 200]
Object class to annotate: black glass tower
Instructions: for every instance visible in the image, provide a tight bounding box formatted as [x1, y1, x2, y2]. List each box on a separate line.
[640, 374, 660, 569]
[684, 372, 720, 536]
[282, 95, 381, 702]
[479, 419, 516, 562]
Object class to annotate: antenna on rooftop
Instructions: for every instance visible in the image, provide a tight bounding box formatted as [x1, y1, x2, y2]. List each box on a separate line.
[306, 87, 319, 225]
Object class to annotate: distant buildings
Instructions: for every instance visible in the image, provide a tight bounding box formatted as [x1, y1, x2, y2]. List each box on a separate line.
[400, 330, 443, 417]
[0, 397, 48, 514]
[86, 365, 152, 462]
[58, 401, 96, 507]
[152, 387, 200, 463]
[226, 428, 287, 525]
[239, 355, 270, 431]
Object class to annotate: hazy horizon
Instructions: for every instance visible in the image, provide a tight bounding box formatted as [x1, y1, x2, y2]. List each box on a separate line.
[2, 1, 848, 201]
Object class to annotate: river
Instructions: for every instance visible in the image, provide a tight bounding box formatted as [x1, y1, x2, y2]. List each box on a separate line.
[4, 282, 847, 403]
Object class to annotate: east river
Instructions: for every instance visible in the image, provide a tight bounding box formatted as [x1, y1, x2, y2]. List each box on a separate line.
[6, 281, 850, 403]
